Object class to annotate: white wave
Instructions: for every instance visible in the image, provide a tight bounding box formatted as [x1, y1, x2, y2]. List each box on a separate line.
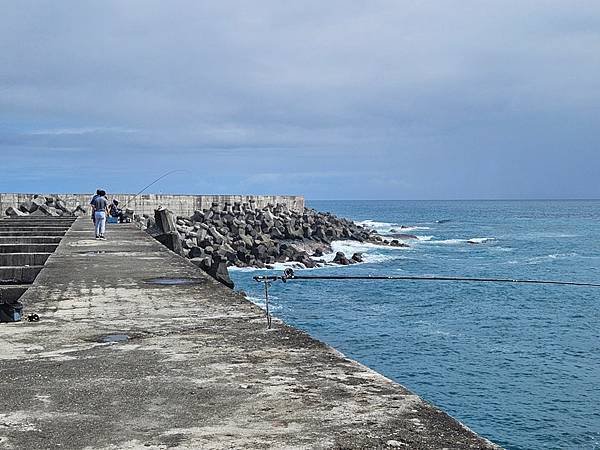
[468, 237, 495, 244]
[230, 238, 409, 273]
[325, 240, 408, 265]
[229, 261, 325, 272]
[356, 219, 430, 234]
[491, 246, 514, 252]
[356, 219, 395, 231]
[416, 235, 433, 241]
[505, 252, 579, 266]
[425, 237, 495, 245]
[245, 296, 282, 311]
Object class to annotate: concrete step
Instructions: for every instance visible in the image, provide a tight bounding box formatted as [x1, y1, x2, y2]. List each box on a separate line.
[0, 226, 72, 232]
[0, 244, 59, 253]
[1, 218, 76, 223]
[0, 253, 51, 266]
[0, 219, 72, 223]
[0, 284, 28, 303]
[0, 230, 67, 236]
[0, 236, 63, 244]
[0, 266, 44, 284]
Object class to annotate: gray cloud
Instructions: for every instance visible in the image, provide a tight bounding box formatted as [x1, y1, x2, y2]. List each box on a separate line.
[1, 1, 599, 198]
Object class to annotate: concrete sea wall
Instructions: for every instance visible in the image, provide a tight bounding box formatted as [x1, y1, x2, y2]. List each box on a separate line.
[0, 193, 305, 216]
[0, 218, 500, 448]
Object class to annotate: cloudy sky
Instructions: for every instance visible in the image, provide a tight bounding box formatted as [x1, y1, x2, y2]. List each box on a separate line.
[1, 1, 599, 199]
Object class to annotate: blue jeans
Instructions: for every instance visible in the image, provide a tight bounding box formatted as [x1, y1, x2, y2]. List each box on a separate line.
[94, 211, 106, 237]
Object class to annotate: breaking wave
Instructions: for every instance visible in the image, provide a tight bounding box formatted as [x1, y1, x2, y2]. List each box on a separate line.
[326, 240, 408, 265]
[356, 219, 430, 234]
[425, 237, 495, 245]
[505, 252, 579, 265]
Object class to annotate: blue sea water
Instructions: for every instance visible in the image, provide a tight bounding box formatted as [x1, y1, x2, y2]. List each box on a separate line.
[230, 200, 600, 450]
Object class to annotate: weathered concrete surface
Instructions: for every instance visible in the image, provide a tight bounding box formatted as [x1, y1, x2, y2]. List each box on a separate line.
[0, 193, 305, 216]
[0, 230, 67, 237]
[0, 219, 500, 450]
[0, 237, 63, 245]
[0, 285, 28, 301]
[0, 244, 58, 254]
[0, 253, 51, 266]
[0, 266, 43, 283]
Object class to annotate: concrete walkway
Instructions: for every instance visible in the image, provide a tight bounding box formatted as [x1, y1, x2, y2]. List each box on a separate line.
[0, 218, 500, 449]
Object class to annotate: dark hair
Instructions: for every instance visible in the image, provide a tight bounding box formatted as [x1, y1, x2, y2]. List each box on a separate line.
[99, 190, 106, 196]
[113, 199, 119, 205]
[96, 189, 101, 195]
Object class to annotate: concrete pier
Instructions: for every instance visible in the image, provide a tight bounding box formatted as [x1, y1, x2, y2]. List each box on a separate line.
[0, 218, 500, 449]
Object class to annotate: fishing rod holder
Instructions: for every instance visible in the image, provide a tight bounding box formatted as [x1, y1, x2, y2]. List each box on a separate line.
[253, 268, 296, 284]
[253, 269, 296, 329]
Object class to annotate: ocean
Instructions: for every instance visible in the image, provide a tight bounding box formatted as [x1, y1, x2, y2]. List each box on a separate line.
[230, 200, 600, 450]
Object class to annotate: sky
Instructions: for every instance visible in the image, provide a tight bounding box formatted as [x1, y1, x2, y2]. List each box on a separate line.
[1, 1, 599, 199]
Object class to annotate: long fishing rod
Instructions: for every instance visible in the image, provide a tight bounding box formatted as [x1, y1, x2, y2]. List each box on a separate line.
[124, 169, 186, 209]
[254, 270, 600, 288]
[253, 269, 600, 329]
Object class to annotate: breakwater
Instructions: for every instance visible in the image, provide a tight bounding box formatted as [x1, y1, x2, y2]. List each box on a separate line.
[146, 202, 408, 288]
[0, 216, 499, 448]
[0, 193, 304, 217]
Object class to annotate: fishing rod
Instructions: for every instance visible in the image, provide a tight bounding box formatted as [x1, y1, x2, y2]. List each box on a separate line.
[253, 269, 600, 329]
[124, 169, 186, 209]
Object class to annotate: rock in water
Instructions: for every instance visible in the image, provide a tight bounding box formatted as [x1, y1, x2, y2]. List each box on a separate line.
[351, 252, 364, 263]
[333, 251, 350, 265]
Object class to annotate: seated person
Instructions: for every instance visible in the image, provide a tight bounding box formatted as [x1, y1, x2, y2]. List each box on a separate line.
[109, 199, 125, 223]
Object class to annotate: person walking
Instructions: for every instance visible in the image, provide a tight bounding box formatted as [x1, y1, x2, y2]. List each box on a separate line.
[91, 190, 109, 239]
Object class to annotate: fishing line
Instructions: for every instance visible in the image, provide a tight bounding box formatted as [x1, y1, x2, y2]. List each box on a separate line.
[124, 169, 187, 209]
[253, 269, 600, 329]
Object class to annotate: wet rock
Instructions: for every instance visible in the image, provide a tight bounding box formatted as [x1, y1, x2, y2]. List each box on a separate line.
[333, 251, 351, 265]
[351, 253, 363, 263]
[388, 239, 409, 248]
